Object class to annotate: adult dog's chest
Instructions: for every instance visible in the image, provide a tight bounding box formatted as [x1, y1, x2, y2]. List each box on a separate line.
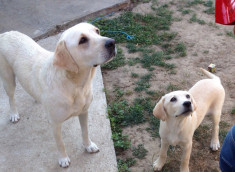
[70, 87, 93, 114]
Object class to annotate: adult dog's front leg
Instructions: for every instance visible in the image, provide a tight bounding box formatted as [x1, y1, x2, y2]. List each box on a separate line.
[79, 111, 99, 153]
[153, 139, 169, 171]
[180, 142, 192, 172]
[52, 122, 70, 168]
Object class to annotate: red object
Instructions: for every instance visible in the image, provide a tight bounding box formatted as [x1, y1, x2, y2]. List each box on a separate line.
[215, 0, 235, 25]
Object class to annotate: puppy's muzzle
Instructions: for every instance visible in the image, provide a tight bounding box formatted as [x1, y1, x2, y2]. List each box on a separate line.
[176, 101, 192, 117]
[105, 39, 116, 58]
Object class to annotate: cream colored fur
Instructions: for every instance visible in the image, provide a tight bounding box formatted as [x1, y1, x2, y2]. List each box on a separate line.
[153, 68, 225, 172]
[0, 23, 115, 168]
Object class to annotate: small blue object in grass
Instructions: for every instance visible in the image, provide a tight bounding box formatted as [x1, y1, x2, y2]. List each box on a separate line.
[104, 30, 135, 40]
[90, 12, 135, 40]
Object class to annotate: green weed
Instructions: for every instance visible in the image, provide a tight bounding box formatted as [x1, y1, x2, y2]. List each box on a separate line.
[203, 0, 215, 15]
[132, 144, 148, 159]
[146, 90, 165, 100]
[131, 72, 139, 78]
[147, 115, 160, 137]
[166, 83, 180, 91]
[117, 158, 136, 172]
[186, 0, 204, 7]
[174, 42, 187, 57]
[135, 73, 152, 92]
[178, 8, 192, 15]
[190, 14, 206, 25]
[127, 58, 140, 66]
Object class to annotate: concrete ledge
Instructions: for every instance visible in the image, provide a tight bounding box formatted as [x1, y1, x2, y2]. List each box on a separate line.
[0, 35, 117, 172]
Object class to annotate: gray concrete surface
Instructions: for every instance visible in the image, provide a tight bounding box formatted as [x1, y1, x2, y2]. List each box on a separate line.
[0, 34, 117, 171]
[0, 0, 129, 39]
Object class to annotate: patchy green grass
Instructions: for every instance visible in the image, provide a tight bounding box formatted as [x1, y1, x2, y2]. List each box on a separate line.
[189, 14, 206, 25]
[94, 6, 172, 45]
[166, 83, 180, 92]
[132, 144, 148, 159]
[112, 132, 131, 153]
[135, 73, 152, 92]
[147, 115, 161, 137]
[174, 42, 187, 57]
[95, 5, 182, 72]
[179, 8, 192, 15]
[131, 72, 139, 78]
[117, 158, 136, 172]
[146, 90, 165, 100]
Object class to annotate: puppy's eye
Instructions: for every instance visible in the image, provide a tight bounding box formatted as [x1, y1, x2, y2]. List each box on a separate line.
[186, 94, 190, 99]
[79, 37, 88, 44]
[170, 97, 177, 102]
[96, 29, 100, 35]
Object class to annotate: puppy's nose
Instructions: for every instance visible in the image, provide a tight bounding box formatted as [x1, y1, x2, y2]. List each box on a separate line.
[183, 101, 191, 108]
[105, 39, 115, 50]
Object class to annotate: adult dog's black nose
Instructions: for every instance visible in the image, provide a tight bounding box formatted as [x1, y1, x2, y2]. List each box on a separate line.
[105, 39, 115, 52]
[183, 101, 191, 108]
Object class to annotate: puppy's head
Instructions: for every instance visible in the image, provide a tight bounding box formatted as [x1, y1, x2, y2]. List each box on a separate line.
[153, 91, 197, 121]
[53, 22, 116, 72]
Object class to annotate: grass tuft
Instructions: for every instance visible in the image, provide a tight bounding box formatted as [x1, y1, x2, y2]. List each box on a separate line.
[132, 144, 148, 159]
[117, 158, 136, 172]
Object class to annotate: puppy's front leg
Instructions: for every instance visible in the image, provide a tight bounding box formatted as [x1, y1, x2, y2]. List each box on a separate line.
[180, 141, 192, 172]
[79, 111, 99, 153]
[52, 122, 70, 168]
[153, 139, 169, 171]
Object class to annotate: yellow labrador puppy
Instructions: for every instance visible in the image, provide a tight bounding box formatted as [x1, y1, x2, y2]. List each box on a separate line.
[153, 68, 225, 172]
[0, 23, 115, 167]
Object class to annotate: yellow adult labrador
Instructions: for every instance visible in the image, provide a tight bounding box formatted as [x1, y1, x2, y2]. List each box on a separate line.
[153, 68, 225, 172]
[0, 23, 115, 167]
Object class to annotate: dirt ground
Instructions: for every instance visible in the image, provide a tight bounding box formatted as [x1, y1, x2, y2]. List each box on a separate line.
[102, 1, 235, 171]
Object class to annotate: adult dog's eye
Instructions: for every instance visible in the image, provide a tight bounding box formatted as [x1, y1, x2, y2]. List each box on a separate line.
[170, 97, 177, 102]
[96, 29, 100, 35]
[79, 37, 88, 44]
[186, 94, 190, 99]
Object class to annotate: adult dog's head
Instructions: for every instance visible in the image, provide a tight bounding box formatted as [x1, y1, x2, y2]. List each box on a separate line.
[53, 23, 116, 73]
[153, 91, 197, 121]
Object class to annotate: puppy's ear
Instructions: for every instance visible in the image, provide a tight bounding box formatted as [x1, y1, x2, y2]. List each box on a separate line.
[153, 97, 167, 121]
[191, 95, 197, 111]
[53, 40, 79, 73]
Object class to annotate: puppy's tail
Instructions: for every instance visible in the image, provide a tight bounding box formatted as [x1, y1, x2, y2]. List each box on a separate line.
[200, 68, 221, 83]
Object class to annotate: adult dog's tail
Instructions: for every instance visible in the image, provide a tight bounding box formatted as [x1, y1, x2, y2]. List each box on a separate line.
[200, 68, 221, 83]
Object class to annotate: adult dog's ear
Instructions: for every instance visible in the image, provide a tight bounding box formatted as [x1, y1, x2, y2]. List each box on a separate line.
[153, 97, 167, 121]
[191, 95, 197, 111]
[53, 40, 79, 73]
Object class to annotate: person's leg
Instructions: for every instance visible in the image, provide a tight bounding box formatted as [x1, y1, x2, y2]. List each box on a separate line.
[220, 125, 235, 172]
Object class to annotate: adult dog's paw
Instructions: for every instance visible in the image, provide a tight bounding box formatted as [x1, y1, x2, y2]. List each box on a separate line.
[58, 157, 70, 168]
[10, 113, 20, 123]
[85, 141, 99, 153]
[210, 140, 220, 151]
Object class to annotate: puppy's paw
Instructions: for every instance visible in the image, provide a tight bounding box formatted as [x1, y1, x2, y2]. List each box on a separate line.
[153, 158, 164, 171]
[10, 113, 20, 123]
[85, 141, 99, 153]
[210, 140, 220, 151]
[58, 157, 70, 168]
